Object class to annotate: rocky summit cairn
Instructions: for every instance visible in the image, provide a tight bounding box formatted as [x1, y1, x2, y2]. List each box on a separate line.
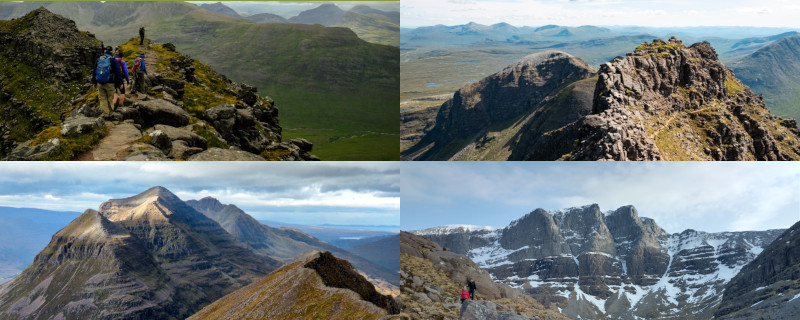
[1, 8, 318, 161]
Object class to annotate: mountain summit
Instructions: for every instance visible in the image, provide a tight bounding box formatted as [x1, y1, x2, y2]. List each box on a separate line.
[0, 187, 279, 319]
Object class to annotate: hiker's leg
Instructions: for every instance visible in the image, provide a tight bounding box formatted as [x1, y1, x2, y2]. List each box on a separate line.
[98, 84, 114, 116]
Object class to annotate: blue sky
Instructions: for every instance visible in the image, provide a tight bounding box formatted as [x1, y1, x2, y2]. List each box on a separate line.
[0, 162, 399, 226]
[402, 162, 800, 233]
[401, 0, 800, 28]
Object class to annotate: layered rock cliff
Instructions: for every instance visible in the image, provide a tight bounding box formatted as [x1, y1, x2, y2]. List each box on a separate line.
[414, 204, 783, 319]
[0, 187, 278, 319]
[715, 220, 800, 319]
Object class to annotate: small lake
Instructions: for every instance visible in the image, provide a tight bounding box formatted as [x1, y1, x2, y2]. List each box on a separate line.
[426, 82, 442, 87]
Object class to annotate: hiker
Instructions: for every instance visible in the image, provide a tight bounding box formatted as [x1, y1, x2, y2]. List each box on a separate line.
[460, 286, 470, 303]
[113, 48, 130, 109]
[139, 26, 145, 45]
[468, 278, 477, 300]
[92, 46, 123, 117]
[132, 52, 148, 94]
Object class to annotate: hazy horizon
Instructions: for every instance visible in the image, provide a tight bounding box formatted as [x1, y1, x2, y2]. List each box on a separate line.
[402, 0, 800, 29]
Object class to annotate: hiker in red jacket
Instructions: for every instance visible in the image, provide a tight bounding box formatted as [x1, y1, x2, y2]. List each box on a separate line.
[460, 286, 470, 303]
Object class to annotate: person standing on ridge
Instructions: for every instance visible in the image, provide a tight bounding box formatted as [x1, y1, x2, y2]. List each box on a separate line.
[92, 46, 123, 117]
[113, 48, 130, 109]
[139, 26, 145, 45]
[132, 52, 148, 94]
[460, 286, 470, 303]
[467, 278, 477, 300]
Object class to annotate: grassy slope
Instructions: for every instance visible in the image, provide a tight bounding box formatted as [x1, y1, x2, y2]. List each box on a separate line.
[79, 2, 398, 160]
[730, 35, 800, 120]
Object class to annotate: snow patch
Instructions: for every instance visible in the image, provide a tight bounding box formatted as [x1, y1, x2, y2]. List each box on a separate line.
[413, 224, 498, 235]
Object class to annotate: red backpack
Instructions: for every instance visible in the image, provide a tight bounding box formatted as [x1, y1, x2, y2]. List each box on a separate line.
[133, 57, 142, 72]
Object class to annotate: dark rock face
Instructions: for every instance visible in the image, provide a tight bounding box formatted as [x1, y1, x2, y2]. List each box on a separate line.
[415, 204, 784, 319]
[715, 221, 800, 319]
[305, 251, 400, 314]
[405, 51, 595, 160]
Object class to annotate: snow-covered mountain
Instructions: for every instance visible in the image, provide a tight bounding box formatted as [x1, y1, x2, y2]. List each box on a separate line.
[412, 204, 783, 319]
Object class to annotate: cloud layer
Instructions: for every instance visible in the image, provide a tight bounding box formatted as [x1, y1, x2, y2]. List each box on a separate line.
[0, 162, 399, 226]
[402, 162, 800, 233]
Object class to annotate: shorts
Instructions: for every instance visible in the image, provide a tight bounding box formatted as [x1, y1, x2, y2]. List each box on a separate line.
[115, 83, 126, 94]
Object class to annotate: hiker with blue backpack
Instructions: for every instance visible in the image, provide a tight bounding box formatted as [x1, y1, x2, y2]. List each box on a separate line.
[92, 46, 124, 117]
[113, 48, 130, 110]
[132, 52, 148, 94]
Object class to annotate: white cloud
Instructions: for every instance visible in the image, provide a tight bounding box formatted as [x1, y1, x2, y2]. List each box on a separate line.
[402, 162, 800, 233]
[736, 6, 773, 14]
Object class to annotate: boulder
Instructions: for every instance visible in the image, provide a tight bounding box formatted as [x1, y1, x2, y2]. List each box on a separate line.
[289, 138, 313, 152]
[61, 115, 103, 136]
[122, 144, 170, 161]
[135, 99, 190, 127]
[148, 129, 172, 155]
[169, 140, 203, 160]
[5, 138, 61, 160]
[459, 300, 530, 320]
[153, 124, 207, 149]
[187, 148, 265, 161]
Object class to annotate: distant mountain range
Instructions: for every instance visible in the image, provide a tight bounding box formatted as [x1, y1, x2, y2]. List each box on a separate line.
[0, 187, 399, 319]
[411, 204, 788, 319]
[198, 1, 399, 46]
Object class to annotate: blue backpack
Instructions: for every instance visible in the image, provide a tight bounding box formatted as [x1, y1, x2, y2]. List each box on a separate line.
[95, 55, 114, 84]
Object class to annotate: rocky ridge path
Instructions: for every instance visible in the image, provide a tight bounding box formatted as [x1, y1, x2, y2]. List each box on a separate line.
[6, 36, 318, 161]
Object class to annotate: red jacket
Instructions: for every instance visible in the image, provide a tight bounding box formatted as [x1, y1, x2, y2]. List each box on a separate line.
[460, 289, 470, 299]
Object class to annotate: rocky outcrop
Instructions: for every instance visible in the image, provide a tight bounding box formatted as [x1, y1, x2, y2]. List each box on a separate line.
[0, 187, 280, 320]
[404, 51, 595, 160]
[415, 204, 784, 319]
[715, 220, 800, 319]
[522, 38, 800, 160]
[0, 8, 102, 157]
[188, 251, 395, 320]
